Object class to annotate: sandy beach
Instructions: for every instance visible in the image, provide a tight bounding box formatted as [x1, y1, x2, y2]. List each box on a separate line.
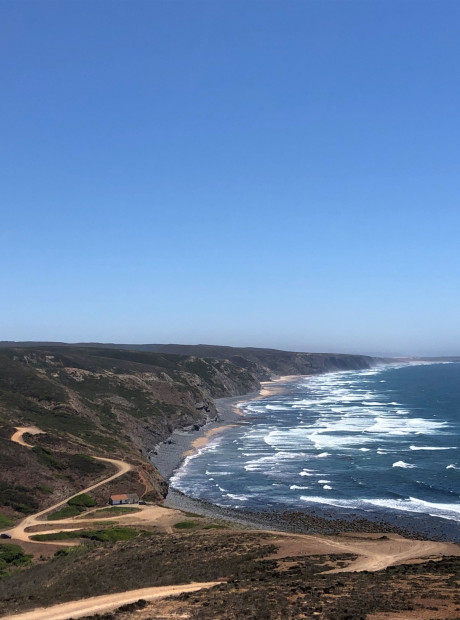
[257, 374, 306, 398]
[150, 390, 259, 480]
[150, 375, 301, 481]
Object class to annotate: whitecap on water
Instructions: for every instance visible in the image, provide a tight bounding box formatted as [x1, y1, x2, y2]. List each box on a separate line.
[225, 493, 249, 501]
[363, 497, 460, 522]
[410, 445, 456, 451]
[393, 461, 416, 468]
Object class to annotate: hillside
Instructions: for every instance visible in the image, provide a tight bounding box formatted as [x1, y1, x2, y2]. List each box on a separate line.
[0, 342, 382, 380]
[0, 344, 381, 524]
[0, 346, 259, 520]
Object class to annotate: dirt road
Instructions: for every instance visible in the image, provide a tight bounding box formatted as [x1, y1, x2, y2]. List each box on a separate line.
[268, 531, 460, 572]
[10, 427, 44, 448]
[1, 582, 221, 620]
[7, 429, 133, 544]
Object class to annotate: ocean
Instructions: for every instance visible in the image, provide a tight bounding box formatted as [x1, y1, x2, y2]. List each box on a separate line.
[170, 362, 460, 538]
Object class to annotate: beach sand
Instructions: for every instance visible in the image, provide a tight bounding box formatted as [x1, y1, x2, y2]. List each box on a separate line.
[184, 424, 238, 456]
[257, 374, 306, 398]
[150, 375, 299, 481]
[150, 391, 257, 480]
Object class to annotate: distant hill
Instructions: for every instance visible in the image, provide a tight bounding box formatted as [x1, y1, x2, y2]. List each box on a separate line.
[0, 341, 385, 380]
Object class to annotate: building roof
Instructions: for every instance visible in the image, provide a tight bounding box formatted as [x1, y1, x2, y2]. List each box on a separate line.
[110, 494, 128, 501]
[126, 493, 139, 500]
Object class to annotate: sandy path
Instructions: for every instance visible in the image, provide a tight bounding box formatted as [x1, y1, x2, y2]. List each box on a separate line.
[10, 427, 44, 448]
[1, 582, 221, 620]
[268, 532, 460, 572]
[5, 448, 133, 543]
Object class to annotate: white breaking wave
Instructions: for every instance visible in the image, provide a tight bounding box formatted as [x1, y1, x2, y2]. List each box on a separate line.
[393, 461, 416, 468]
[243, 451, 303, 472]
[447, 464, 459, 470]
[409, 445, 456, 451]
[323, 485, 333, 490]
[225, 493, 249, 501]
[300, 496, 359, 509]
[290, 485, 310, 490]
[363, 497, 460, 522]
[299, 496, 460, 522]
[265, 404, 291, 410]
[365, 416, 447, 436]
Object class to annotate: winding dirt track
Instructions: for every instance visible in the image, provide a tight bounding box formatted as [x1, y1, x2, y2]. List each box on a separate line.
[10, 427, 43, 448]
[1, 582, 221, 620]
[8, 427, 460, 570]
[8, 428, 133, 543]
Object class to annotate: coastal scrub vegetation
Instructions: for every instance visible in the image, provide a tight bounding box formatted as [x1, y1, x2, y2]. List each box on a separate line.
[47, 493, 96, 520]
[0, 544, 32, 578]
[31, 526, 140, 543]
[1, 530, 459, 618]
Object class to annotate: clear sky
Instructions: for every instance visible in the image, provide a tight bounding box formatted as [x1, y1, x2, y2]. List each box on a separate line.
[1, 0, 460, 356]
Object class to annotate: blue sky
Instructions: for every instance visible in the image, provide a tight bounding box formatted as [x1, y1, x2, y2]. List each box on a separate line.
[1, 0, 460, 355]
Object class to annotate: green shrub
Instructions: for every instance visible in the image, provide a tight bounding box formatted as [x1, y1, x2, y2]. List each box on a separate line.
[0, 513, 14, 527]
[36, 485, 53, 494]
[0, 543, 32, 576]
[173, 521, 197, 530]
[68, 493, 96, 508]
[32, 447, 65, 470]
[0, 482, 38, 514]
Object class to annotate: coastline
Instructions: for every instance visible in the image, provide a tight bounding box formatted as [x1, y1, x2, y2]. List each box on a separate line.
[150, 391, 258, 481]
[150, 375, 302, 482]
[152, 370, 460, 544]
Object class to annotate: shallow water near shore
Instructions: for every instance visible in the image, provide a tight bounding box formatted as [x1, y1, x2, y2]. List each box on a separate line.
[170, 362, 460, 540]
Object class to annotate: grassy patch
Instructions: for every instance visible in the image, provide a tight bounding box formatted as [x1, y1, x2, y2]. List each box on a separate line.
[68, 493, 96, 508]
[173, 520, 198, 530]
[47, 493, 96, 520]
[47, 505, 82, 520]
[79, 506, 141, 519]
[0, 513, 14, 528]
[32, 527, 140, 543]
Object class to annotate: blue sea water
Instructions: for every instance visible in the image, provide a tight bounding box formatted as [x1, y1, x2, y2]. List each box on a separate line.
[171, 363, 460, 531]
